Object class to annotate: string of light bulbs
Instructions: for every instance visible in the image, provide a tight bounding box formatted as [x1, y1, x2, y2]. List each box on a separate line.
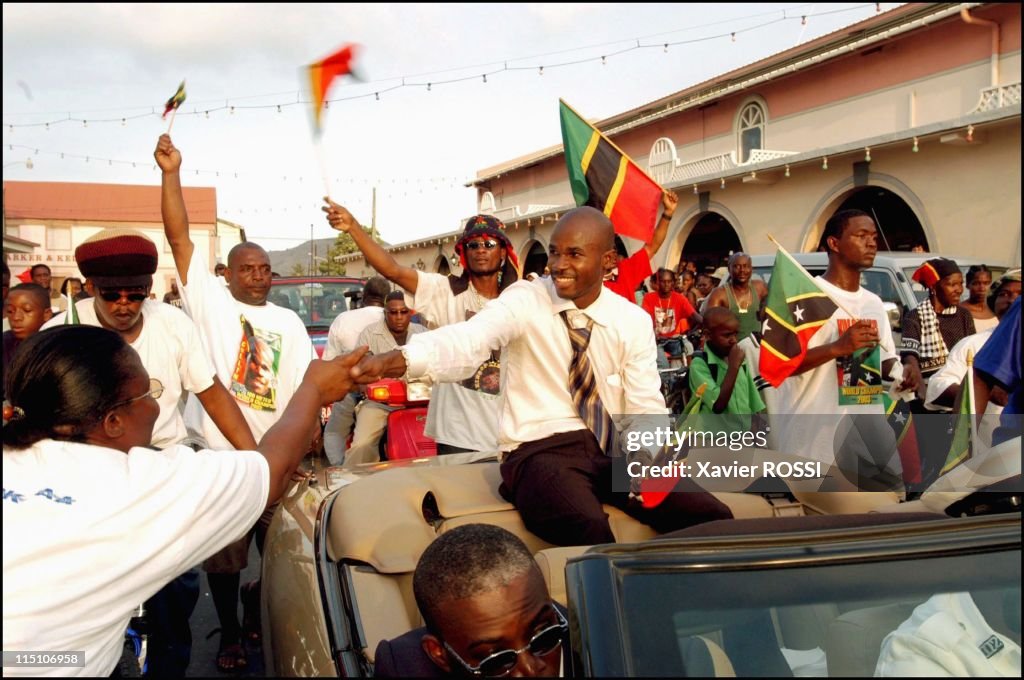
[2, 143, 472, 187]
[3, 3, 885, 130]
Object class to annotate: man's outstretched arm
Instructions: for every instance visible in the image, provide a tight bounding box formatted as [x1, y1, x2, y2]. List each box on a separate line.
[323, 198, 420, 293]
[155, 134, 194, 283]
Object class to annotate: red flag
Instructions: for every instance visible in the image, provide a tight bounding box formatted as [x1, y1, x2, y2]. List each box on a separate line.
[308, 43, 360, 135]
[17, 267, 33, 284]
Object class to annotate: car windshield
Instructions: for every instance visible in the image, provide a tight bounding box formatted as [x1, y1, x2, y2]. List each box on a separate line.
[579, 524, 1020, 677]
[269, 281, 363, 327]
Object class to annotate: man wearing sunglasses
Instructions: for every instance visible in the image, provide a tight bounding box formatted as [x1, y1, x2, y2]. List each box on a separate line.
[43, 226, 258, 676]
[375, 524, 567, 678]
[324, 199, 520, 456]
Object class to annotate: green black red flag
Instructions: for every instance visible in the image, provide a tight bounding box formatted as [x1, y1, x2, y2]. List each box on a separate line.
[162, 81, 186, 119]
[559, 99, 663, 241]
[759, 248, 838, 387]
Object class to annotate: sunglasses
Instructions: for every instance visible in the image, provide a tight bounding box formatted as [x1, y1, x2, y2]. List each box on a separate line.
[444, 607, 566, 677]
[464, 239, 501, 251]
[98, 288, 148, 303]
[109, 378, 164, 411]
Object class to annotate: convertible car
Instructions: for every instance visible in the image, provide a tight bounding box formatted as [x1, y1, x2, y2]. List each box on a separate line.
[261, 443, 1021, 677]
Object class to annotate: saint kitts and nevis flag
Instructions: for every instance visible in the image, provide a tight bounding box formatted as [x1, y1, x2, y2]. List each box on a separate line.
[759, 247, 838, 387]
[559, 99, 663, 241]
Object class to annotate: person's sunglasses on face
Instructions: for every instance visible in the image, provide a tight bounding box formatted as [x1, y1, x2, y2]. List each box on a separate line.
[97, 287, 148, 303]
[465, 239, 500, 251]
[443, 607, 567, 677]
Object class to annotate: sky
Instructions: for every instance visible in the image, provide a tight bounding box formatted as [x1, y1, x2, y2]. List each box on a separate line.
[3, 3, 902, 253]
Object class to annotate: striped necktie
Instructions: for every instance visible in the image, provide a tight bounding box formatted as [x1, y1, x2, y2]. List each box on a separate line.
[560, 310, 618, 456]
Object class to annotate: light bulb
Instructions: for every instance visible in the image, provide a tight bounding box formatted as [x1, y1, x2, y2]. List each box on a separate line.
[865, 147, 871, 162]
[784, 165, 790, 177]
[912, 137, 919, 153]
[720, 178, 726, 189]
[822, 156, 828, 170]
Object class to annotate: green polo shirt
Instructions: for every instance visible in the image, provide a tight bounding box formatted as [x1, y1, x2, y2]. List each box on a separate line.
[688, 346, 765, 416]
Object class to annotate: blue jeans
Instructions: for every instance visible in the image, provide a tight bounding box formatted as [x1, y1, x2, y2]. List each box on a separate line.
[143, 568, 200, 676]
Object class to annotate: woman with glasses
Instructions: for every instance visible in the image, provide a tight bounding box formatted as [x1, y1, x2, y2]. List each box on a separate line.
[2, 325, 367, 677]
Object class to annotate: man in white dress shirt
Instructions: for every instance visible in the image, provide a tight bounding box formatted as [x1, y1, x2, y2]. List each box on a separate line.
[352, 207, 731, 546]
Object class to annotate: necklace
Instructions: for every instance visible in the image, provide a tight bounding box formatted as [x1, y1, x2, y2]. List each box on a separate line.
[469, 281, 488, 311]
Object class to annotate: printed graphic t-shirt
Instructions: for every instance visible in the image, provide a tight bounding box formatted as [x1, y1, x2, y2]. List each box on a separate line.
[405, 271, 503, 452]
[178, 250, 314, 449]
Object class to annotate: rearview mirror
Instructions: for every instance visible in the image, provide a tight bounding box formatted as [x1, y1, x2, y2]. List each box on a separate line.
[883, 302, 901, 331]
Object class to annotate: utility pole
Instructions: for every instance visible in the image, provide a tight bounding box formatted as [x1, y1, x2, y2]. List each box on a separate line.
[371, 186, 377, 240]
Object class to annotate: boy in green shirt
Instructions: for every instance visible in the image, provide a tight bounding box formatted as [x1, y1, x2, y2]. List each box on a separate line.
[688, 308, 765, 428]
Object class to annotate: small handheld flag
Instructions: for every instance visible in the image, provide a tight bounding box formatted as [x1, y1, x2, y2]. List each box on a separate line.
[759, 241, 840, 387]
[559, 99, 664, 242]
[307, 43, 360, 136]
[64, 289, 80, 325]
[162, 81, 187, 119]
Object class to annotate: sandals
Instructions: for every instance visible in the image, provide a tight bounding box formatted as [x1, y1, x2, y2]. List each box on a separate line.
[207, 628, 247, 673]
[240, 581, 261, 644]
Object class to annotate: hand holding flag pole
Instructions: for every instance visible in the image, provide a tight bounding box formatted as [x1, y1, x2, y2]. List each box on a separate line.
[162, 81, 187, 134]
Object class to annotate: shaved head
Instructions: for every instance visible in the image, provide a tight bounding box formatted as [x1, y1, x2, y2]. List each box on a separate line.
[704, 306, 738, 329]
[554, 206, 615, 252]
[227, 242, 269, 268]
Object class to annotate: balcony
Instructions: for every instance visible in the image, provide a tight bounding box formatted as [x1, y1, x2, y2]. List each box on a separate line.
[669, 149, 797, 183]
[972, 81, 1021, 114]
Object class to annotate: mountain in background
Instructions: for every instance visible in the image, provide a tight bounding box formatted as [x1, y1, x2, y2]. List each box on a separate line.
[267, 237, 339, 276]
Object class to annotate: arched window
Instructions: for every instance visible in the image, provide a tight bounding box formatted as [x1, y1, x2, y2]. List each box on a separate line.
[647, 137, 679, 184]
[738, 102, 765, 163]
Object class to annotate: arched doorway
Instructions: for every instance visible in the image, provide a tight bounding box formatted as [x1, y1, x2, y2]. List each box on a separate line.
[680, 212, 742, 275]
[816, 187, 928, 252]
[434, 254, 451, 276]
[521, 240, 548, 277]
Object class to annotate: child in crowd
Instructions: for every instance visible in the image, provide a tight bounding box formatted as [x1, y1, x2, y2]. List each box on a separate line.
[688, 307, 765, 432]
[2, 283, 54, 392]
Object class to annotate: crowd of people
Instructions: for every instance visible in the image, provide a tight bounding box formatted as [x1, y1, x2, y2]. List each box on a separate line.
[2, 132, 1021, 678]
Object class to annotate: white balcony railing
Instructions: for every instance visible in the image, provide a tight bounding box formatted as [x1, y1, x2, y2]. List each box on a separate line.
[972, 81, 1021, 113]
[675, 152, 738, 181]
[744, 149, 798, 164]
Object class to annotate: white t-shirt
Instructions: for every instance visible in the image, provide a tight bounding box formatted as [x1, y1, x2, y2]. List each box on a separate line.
[405, 271, 504, 452]
[43, 299, 215, 449]
[178, 249, 314, 449]
[775, 277, 897, 463]
[2, 439, 269, 677]
[323, 305, 384, 360]
[875, 592, 1021, 677]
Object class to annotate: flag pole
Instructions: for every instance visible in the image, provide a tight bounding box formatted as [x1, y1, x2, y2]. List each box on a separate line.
[766, 233, 859, 319]
[166, 107, 178, 135]
[966, 348, 979, 452]
[559, 98, 666, 192]
[314, 140, 332, 201]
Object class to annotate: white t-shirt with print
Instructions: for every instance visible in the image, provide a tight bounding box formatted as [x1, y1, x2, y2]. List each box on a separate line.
[405, 271, 503, 452]
[2, 439, 269, 677]
[43, 299, 215, 449]
[775, 276, 897, 464]
[178, 249, 314, 449]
